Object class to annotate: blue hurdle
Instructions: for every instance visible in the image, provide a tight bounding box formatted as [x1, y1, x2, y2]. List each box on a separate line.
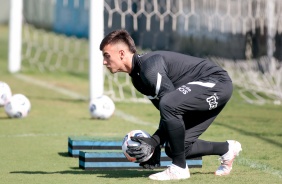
[68, 136, 122, 157]
[68, 136, 203, 170]
[79, 151, 203, 170]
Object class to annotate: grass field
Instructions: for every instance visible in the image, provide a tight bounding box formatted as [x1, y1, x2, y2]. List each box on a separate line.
[0, 24, 282, 184]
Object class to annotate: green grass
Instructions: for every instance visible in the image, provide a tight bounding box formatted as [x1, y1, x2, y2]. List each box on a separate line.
[1, 25, 282, 184]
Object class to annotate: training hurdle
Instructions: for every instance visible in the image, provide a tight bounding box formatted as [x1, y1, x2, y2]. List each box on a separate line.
[68, 137, 202, 170]
[79, 150, 202, 170]
[68, 136, 122, 157]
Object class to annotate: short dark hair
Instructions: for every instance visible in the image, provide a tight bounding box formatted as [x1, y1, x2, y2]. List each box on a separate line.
[99, 29, 137, 53]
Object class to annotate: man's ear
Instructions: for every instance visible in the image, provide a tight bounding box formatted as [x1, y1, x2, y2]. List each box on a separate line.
[119, 49, 125, 60]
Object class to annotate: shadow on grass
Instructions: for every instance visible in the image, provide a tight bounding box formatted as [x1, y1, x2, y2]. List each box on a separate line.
[10, 168, 214, 178]
[0, 117, 10, 120]
[58, 152, 70, 157]
[216, 122, 282, 148]
[10, 168, 156, 178]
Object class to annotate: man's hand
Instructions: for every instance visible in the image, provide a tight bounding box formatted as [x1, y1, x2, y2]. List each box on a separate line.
[126, 136, 157, 163]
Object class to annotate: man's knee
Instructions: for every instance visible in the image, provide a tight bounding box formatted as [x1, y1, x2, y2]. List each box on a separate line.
[159, 95, 175, 117]
[159, 95, 182, 129]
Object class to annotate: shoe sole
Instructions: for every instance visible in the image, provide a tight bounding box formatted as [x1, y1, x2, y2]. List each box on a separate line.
[149, 176, 190, 180]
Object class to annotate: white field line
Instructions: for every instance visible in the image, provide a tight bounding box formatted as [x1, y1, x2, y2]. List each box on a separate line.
[114, 110, 157, 128]
[15, 74, 87, 100]
[12, 74, 282, 179]
[14, 74, 157, 129]
[0, 133, 75, 138]
[237, 157, 282, 179]
[0, 132, 120, 138]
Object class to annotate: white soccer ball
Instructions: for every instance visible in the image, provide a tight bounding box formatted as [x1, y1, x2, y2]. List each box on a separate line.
[4, 94, 31, 118]
[89, 95, 115, 119]
[0, 81, 12, 107]
[122, 130, 153, 163]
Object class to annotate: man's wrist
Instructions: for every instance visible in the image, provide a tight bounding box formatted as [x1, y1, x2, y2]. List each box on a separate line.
[151, 134, 160, 147]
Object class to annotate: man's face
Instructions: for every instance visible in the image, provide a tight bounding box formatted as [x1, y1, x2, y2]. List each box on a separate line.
[102, 44, 123, 74]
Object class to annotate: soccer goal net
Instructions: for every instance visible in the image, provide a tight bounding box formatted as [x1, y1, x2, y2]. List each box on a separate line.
[13, 0, 282, 104]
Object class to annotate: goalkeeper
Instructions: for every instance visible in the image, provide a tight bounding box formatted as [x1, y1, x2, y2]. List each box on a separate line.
[99, 30, 242, 181]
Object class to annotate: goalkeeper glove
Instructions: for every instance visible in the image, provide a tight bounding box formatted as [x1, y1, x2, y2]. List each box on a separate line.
[126, 136, 158, 163]
[139, 145, 161, 169]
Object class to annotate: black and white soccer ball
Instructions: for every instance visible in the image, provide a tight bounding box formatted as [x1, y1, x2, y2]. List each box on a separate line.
[122, 130, 153, 163]
[89, 95, 115, 119]
[0, 81, 12, 107]
[5, 94, 31, 118]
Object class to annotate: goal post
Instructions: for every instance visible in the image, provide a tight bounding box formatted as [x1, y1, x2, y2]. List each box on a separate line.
[89, 0, 104, 99]
[8, 0, 23, 73]
[8, 0, 105, 100]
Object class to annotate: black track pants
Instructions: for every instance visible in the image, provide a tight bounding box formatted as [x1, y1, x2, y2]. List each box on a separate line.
[158, 76, 233, 164]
